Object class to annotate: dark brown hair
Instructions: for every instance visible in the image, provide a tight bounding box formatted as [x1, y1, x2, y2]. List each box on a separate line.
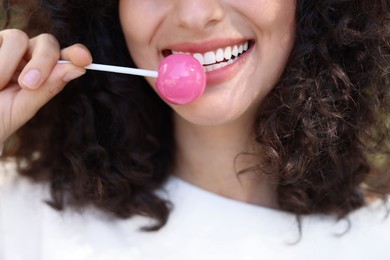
[2, 0, 390, 230]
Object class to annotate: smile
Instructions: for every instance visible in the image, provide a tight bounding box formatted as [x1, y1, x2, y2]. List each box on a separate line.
[163, 41, 251, 73]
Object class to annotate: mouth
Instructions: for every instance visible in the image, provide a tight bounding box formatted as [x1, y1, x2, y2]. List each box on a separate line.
[162, 40, 253, 73]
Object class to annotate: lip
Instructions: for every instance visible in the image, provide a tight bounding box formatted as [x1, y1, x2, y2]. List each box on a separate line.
[161, 38, 254, 86]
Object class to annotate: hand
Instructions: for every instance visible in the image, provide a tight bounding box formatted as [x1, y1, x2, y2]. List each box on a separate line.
[0, 29, 92, 144]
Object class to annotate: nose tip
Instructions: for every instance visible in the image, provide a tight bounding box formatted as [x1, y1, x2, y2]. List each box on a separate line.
[173, 0, 225, 31]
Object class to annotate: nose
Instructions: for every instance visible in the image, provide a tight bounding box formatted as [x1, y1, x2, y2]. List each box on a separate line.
[173, 0, 225, 31]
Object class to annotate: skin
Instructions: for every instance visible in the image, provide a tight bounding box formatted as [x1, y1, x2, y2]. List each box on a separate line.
[119, 0, 297, 206]
[0, 30, 92, 143]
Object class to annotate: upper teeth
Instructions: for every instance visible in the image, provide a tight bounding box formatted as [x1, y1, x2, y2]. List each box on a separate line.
[172, 41, 249, 66]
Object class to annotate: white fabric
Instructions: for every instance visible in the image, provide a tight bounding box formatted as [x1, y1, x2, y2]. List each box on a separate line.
[0, 161, 390, 260]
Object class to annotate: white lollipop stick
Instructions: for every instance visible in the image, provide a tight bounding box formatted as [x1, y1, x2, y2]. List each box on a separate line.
[57, 60, 158, 78]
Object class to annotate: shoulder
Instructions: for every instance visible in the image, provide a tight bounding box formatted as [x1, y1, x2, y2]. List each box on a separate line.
[0, 159, 50, 259]
[0, 159, 153, 260]
[0, 160, 49, 213]
[292, 200, 390, 259]
[0, 159, 49, 208]
[164, 177, 390, 259]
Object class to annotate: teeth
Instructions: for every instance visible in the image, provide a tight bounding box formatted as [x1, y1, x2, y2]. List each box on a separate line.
[216, 48, 224, 62]
[243, 41, 249, 51]
[204, 51, 216, 65]
[224, 46, 232, 60]
[193, 53, 204, 64]
[238, 45, 243, 54]
[203, 56, 238, 72]
[232, 45, 238, 57]
[170, 40, 250, 72]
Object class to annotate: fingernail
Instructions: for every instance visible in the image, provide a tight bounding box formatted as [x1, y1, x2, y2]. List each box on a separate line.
[22, 69, 41, 89]
[63, 69, 85, 82]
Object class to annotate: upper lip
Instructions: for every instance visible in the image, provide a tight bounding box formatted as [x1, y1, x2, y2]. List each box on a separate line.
[161, 38, 251, 54]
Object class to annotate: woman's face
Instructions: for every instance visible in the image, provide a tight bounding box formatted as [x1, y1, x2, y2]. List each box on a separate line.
[119, 0, 296, 126]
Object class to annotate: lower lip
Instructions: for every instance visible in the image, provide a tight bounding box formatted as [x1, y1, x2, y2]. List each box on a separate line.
[204, 46, 253, 86]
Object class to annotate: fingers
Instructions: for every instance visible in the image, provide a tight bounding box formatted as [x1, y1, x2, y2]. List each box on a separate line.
[0, 30, 92, 93]
[13, 37, 91, 121]
[0, 29, 29, 90]
[17, 41, 92, 90]
[0, 53, 87, 143]
[0, 29, 92, 143]
[18, 33, 61, 89]
[13, 62, 86, 127]
[61, 43, 93, 67]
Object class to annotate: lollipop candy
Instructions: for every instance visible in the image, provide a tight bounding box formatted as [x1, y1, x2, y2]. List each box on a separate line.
[156, 54, 206, 105]
[58, 54, 206, 105]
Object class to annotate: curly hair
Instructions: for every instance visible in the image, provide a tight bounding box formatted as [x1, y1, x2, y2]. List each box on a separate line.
[2, 0, 390, 230]
[258, 0, 390, 216]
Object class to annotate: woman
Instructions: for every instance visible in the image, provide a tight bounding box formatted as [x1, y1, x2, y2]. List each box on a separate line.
[0, 0, 389, 259]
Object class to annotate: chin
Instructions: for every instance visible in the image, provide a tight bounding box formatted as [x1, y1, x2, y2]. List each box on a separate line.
[172, 97, 256, 127]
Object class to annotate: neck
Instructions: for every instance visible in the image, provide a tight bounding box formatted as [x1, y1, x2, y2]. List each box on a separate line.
[173, 113, 278, 208]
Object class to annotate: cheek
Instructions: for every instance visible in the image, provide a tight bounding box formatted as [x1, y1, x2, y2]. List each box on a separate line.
[119, 1, 154, 54]
[119, 1, 148, 49]
[119, 0, 169, 71]
[235, 0, 296, 34]
[254, 0, 296, 67]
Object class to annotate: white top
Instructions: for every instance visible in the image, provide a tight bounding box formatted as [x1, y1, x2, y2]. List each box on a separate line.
[0, 161, 389, 260]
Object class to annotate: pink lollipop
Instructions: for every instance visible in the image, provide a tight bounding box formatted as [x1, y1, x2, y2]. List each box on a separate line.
[156, 54, 206, 105]
[58, 54, 206, 105]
